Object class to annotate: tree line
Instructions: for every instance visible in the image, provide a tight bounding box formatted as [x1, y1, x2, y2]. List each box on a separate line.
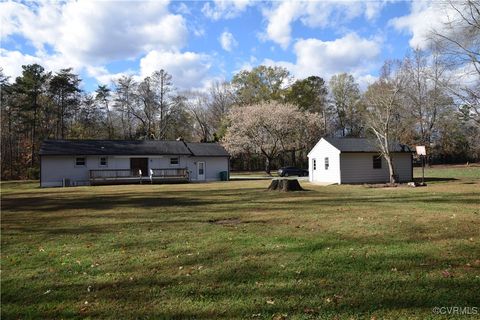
[1, 0, 478, 180]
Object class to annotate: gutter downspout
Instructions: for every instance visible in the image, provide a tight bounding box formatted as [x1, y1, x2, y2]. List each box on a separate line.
[39, 154, 42, 188]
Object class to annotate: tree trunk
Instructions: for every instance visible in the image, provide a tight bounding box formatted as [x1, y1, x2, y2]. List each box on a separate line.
[385, 155, 397, 184]
[265, 156, 272, 175]
[31, 101, 37, 167]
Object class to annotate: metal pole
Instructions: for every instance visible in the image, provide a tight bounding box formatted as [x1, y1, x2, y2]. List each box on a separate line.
[422, 155, 425, 185]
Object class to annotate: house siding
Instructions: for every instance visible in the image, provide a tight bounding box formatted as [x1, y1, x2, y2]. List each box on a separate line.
[40, 155, 229, 187]
[340, 153, 412, 183]
[186, 157, 229, 181]
[41, 155, 99, 187]
[307, 139, 341, 184]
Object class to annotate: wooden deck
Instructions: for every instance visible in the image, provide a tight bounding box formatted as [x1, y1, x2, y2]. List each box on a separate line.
[89, 168, 189, 185]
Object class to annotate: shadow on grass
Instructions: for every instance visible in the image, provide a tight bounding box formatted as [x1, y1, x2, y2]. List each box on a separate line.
[5, 186, 479, 215]
[2, 237, 479, 319]
[414, 177, 458, 183]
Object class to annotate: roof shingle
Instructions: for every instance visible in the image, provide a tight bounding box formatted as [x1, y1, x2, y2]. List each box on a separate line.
[39, 140, 229, 157]
[324, 138, 413, 153]
[185, 142, 230, 157]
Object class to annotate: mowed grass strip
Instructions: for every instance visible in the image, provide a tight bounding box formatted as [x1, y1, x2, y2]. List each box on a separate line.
[1, 166, 479, 319]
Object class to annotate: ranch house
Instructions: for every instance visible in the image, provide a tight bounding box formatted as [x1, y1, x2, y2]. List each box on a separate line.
[39, 140, 230, 187]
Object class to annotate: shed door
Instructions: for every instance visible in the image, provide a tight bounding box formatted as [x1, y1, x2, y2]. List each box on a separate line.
[130, 158, 148, 176]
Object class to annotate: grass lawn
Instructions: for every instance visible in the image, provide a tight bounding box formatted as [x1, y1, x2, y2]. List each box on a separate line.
[1, 166, 479, 319]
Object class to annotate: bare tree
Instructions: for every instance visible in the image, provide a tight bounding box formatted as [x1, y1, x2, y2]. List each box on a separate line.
[329, 73, 363, 137]
[151, 70, 174, 139]
[113, 75, 136, 139]
[185, 91, 213, 142]
[401, 49, 454, 150]
[431, 0, 480, 124]
[362, 62, 406, 183]
[208, 81, 235, 133]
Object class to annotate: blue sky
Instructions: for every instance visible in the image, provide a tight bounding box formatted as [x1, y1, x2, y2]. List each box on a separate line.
[0, 1, 441, 92]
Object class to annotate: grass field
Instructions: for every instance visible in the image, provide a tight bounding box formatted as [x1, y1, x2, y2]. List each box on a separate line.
[1, 166, 479, 319]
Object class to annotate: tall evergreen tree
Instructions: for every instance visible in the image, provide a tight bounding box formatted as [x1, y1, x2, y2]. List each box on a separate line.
[13, 64, 50, 167]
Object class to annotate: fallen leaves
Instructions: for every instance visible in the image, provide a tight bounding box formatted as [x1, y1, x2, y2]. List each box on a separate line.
[441, 269, 453, 278]
[325, 294, 343, 304]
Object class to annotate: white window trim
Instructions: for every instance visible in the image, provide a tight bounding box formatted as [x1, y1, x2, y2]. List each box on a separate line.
[75, 156, 87, 167]
[99, 156, 108, 167]
[373, 155, 382, 169]
[170, 157, 180, 166]
[324, 157, 329, 170]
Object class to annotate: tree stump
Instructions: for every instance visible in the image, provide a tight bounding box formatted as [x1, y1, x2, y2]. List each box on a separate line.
[268, 179, 305, 192]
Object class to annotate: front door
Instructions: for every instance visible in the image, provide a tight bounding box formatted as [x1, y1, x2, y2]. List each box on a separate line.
[197, 162, 205, 181]
[130, 158, 148, 176]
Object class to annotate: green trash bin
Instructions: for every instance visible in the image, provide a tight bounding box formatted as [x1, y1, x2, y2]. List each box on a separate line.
[219, 171, 228, 181]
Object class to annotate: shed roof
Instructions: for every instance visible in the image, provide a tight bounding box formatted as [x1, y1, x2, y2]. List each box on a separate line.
[39, 140, 229, 157]
[323, 138, 413, 153]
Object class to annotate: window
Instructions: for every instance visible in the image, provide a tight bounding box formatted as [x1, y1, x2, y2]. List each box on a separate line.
[170, 157, 179, 165]
[99, 157, 108, 167]
[75, 157, 86, 166]
[373, 155, 382, 169]
[324, 157, 329, 170]
[313, 159, 316, 170]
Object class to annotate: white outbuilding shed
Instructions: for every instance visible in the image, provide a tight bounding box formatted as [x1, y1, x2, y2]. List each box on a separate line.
[308, 138, 413, 184]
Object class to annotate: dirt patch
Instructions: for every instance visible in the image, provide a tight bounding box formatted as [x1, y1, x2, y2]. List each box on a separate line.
[363, 183, 399, 188]
[427, 163, 480, 169]
[208, 218, 242, 225]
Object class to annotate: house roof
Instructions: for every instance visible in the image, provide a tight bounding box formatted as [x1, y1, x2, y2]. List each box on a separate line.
[39, 140, 229, 157]
[185, 142, 230, 157]
[323, 137, 413, 153]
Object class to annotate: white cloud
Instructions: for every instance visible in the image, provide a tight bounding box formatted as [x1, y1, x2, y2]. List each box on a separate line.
[355, 74, 379, 91]
[202, 0, 253, 20]
[0, 49, 41, 79]
[389, 1, 462, 50]
[263, 0, 388, 49]
[365, 1, 385, 21]
[176, 2, 191, 15]
[219, 31, 238, 52]
[85, 66, 139, 86]
[0, 1, 188, 68]
[264, 1, 302, 49]
[0, 1, 62, 52]
[139, 50, 212, 90]
[0, 1, 212, 90]
[262, 33, 382, 86]
[0, 48, 83, 79]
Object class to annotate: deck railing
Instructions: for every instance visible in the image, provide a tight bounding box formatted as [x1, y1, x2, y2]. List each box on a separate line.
[89, 168, 189, 185]
[151, 168, 189, 179]
[90, 169, 139, 180]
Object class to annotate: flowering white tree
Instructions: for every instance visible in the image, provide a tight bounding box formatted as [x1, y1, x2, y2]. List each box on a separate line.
[222, 101, 322, 174]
